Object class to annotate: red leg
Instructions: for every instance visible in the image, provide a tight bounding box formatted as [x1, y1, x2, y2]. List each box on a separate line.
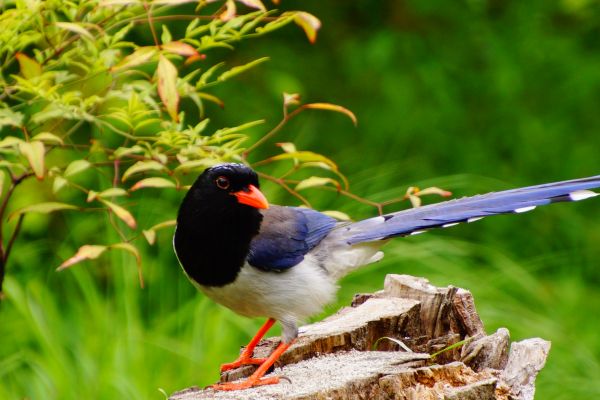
[220, 318, 275, 372]
[212, 340, 293, 391]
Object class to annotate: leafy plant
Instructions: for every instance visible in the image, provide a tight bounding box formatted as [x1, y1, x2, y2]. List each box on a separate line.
[0, 0, 449, 296]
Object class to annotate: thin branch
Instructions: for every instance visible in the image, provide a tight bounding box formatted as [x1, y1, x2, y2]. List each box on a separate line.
[257, 172, 312, 207]
[3, 214, 24, 264]
[243, 107, 304, 158]
[143, 2, 160, 47]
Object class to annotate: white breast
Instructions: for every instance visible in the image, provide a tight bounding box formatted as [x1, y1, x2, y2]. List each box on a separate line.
[197, 254, 338, 326]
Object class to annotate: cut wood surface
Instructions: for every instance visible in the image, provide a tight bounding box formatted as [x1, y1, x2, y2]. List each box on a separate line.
[170, 274, 549, 400]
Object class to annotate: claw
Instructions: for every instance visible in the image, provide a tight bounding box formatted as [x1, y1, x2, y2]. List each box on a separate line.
[212, 340, 293, 391]
[220, 357, 267, 372]
[211, 376, 280, 391]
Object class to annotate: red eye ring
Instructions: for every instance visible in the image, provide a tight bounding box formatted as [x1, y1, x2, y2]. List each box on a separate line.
[215, 176, 230, 190]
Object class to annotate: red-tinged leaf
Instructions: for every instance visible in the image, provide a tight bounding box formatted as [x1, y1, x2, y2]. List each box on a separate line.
[110, 243, 144, 287]
[184, 53, 207, 66]
[100, 199, 137, 229]
[302, 103, 357, 126]
[122, 160, 167, 181]
[10, 202, 77, 220]
[142, 229, 157, 245]
[15, 53, 42, 79]
[197, 92, 225, 108]
[143, 219, 176, 245]
[417, 187, 453, 198]
[295, 176, 341, 191]
[276, 142, 297, 154]
[237, 0, 266, 11]
[162, 41, 199, 57]
[220, 0, 236, 21]
[18, 141, 45, 179]
[283, 92, 300, 107]
[111, 46, 157, 72]
[130, 177, 176, 191]
[157, 55, 180, 122]
[57, 245, 107, 271]
[292, 12, 321, 44]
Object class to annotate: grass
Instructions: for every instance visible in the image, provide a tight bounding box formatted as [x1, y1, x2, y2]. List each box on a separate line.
[2, 1, 600, 398]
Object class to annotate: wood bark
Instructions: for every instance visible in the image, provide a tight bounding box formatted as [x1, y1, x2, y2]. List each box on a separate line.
[170, 274, 549, 400]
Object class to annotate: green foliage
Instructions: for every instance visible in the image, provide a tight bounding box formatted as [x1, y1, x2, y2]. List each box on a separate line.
[1, 0, 383, 283]
[1, 1, 599, 400]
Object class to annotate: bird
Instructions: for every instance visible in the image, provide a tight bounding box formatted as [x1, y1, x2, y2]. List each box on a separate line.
[173, 163, 600, 391]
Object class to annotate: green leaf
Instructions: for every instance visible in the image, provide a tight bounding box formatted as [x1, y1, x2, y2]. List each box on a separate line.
[53, 176, 68, 194]
[57, 245, 107, 271]
[295, 176, 340, 191]
[64, 159, 91, 177]
[111, 46, 157, 72]
[32, 132, 64, 145]
[100, 199, 137, 229]
[0, 136, 23, 148]
[88, 188, 129, 202]
[122, 160, 167, 181]
[110, 242, 144, 287]
[18, 141, 45, 179]
[0, 109, 24, 128]
[11, 202, 77, 220]
[269, 151, 338, 170]
[321, 210, 351, 221]
[98, 188, 129, 198]
[303, 103, 357, 126]
[174, 159, 220, 173]
[157, 55, 180, 121]
[217, 57, 269, 82]
[130, 177, 176, 191]
[15, 52, 42, 79]
[55, 22, 95, 41]
[161, 24, 172, 44]
[114, 145, 145, 159]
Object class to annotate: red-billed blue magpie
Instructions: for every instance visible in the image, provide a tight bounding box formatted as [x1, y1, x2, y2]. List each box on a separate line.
[173, 163, 600, 391]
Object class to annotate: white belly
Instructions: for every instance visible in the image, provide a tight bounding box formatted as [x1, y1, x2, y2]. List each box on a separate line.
[198, 254, 338, 324]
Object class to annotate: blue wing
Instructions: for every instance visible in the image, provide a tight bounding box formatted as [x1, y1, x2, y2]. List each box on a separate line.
[347, 175, 600, 244]
[248, 206, 337, 270]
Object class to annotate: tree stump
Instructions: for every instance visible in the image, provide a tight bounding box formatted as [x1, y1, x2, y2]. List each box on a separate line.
[170, 274, 549, 400]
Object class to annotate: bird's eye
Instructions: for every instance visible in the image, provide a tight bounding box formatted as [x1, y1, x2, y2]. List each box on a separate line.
[215, 176, 230, 190]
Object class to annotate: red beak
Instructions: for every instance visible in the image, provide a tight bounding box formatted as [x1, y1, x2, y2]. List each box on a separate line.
[233, 185, 269, 209]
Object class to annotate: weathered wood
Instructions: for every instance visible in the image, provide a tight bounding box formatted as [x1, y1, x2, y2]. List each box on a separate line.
[170, 274, 549, 400]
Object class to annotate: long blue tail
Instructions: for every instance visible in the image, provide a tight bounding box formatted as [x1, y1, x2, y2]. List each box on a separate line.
[347, 175, 600, 244]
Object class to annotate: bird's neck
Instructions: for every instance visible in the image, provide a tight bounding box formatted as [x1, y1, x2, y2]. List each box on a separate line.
[174, 204, 262, 287]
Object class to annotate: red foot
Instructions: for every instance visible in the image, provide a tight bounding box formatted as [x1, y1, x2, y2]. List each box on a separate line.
[213, 340, 294, 391]
[220, 357, 267, 372]
[211, 376, 280, 391]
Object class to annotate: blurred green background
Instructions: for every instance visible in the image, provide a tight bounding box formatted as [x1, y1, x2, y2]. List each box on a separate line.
[2, 1, 600, 399]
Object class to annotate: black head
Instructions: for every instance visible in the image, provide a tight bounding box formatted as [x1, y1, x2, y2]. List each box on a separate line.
[174, 163, 269, 286]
